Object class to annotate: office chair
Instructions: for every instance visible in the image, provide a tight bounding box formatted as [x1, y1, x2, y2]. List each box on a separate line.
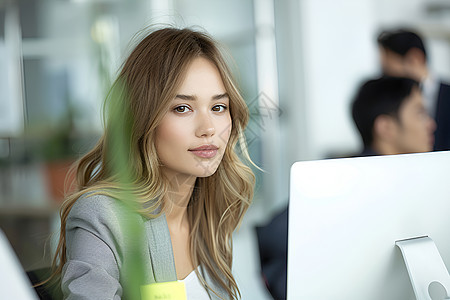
[27, 267, 62, 300]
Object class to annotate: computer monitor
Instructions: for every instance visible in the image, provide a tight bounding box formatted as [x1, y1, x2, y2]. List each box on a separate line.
[0, 229, 38, 300]
[287, 151, 450, 300]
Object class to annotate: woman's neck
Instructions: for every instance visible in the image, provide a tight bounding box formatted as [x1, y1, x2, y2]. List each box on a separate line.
[163, 172, 197, 231]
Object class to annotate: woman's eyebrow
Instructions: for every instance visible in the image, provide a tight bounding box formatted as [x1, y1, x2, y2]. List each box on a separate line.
[212, 93, 229, 100]
[174, 93, 229, 101]
[175, 94, 196, 100]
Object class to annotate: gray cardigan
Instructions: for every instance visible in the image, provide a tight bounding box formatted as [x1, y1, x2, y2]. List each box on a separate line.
[61, 193, 229, 300]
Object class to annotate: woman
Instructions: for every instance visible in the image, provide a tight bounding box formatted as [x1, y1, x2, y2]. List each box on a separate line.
[51, 27, 255, 299]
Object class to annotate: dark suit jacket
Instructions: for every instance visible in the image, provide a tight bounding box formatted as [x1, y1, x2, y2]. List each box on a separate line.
[256, 207, 288, 300]
[434, 82, 450, 150]
[358, 147, 378, 157]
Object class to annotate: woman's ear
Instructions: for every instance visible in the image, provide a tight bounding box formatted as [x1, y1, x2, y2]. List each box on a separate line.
[373, 114, 398, 143]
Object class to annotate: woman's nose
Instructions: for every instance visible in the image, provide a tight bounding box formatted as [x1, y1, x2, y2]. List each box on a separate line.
[195, 113, 215, 138]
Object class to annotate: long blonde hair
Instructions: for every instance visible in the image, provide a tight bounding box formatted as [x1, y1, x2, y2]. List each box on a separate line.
[51, 27, 255, 299]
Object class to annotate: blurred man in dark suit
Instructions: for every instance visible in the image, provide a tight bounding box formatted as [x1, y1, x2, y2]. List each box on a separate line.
[256, 207, 288, 300]
[352, 76, 436, 156]
[377, 29, 450, 150]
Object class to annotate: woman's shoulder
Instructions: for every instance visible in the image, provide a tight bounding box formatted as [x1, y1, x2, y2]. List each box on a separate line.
[67, 191, 142, 233]
[68, 191, 122, 219]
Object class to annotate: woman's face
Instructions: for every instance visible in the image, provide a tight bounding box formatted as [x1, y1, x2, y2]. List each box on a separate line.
[155, 57, 232, 181]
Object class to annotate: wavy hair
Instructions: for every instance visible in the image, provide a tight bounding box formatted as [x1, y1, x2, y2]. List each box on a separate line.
[49, 27, 255, 299]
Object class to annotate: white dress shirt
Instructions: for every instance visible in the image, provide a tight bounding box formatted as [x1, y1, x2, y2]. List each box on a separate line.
[421, 74, 440, 118]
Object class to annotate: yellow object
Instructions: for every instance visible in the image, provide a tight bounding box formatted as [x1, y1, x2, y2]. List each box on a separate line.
[141, 281, 187, 300]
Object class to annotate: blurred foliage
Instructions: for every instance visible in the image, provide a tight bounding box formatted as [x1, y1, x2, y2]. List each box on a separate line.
[36, 107, 77, 162]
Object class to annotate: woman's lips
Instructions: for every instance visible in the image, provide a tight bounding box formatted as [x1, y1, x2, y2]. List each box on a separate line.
[189, 145, 219, 158]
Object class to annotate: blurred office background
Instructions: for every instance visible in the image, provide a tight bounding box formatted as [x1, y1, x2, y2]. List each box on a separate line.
[1, 0, 450, 299]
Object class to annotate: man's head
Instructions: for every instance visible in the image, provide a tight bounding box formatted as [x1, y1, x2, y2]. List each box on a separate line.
[352, 76, 436, 155]
[377, 29, 428, 81]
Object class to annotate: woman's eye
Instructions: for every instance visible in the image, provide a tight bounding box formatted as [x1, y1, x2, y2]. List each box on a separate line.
[212, 105, 227, 112]
[174, 105, 190, 113]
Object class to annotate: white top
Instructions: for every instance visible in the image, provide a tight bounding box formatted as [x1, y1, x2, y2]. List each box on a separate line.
[179, 267, 211, 300]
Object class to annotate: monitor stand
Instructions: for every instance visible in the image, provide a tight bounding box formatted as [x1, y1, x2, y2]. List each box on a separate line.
[396, 236, 450, 300]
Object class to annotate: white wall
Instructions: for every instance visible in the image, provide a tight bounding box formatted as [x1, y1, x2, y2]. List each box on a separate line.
[299, 0, 378, 159]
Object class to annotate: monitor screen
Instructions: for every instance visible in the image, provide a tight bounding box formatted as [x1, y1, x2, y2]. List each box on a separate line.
[287, 151, 450, 300]
[0, 229, 38, 299]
